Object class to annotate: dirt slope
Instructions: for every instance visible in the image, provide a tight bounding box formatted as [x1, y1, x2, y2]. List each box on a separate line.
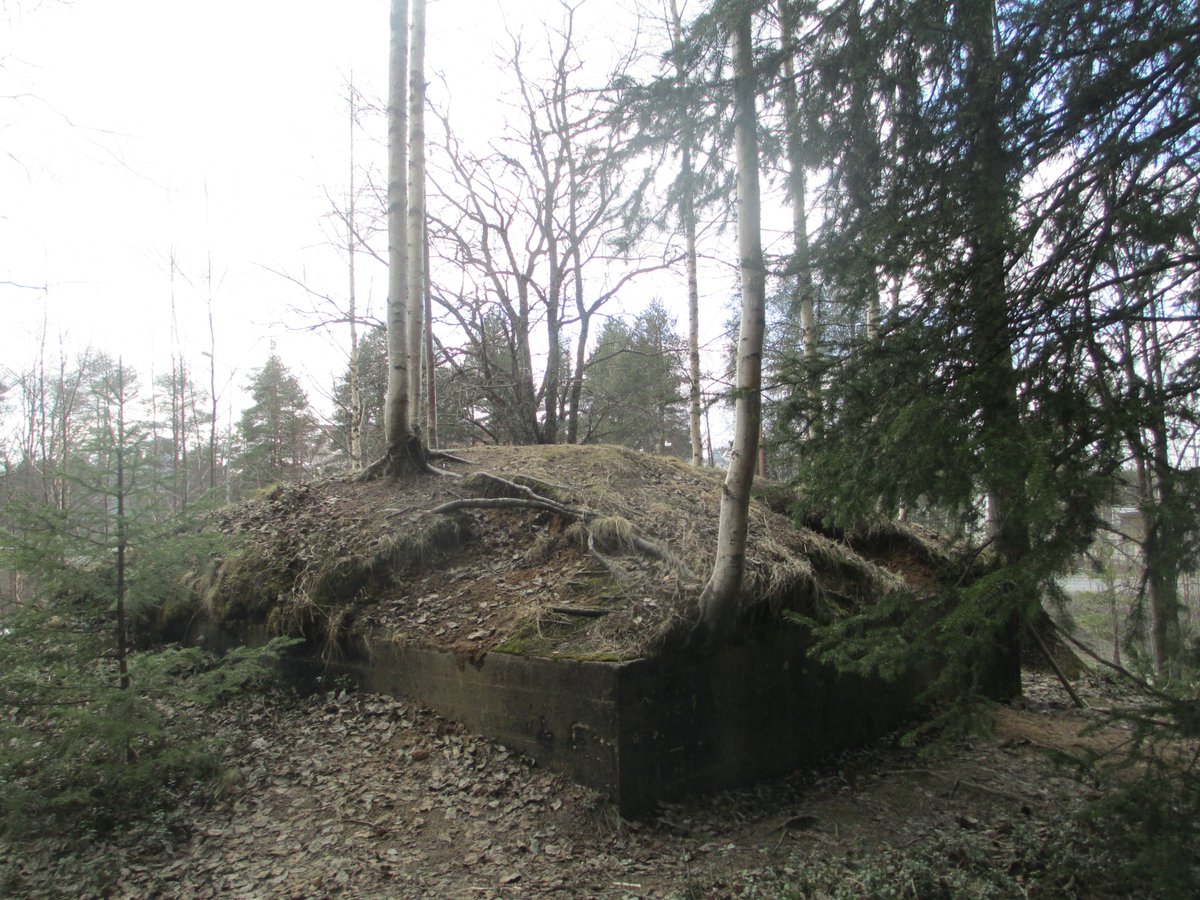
[199, 445, 948, 661]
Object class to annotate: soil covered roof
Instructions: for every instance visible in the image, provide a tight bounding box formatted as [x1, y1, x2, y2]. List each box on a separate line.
[195, 445, 953, 661]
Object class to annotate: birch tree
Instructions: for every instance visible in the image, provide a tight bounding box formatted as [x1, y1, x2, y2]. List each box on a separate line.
[695, 5, 766, 647]
[346, 80, 365, 470]
[365, 0, 429, 476]
[668, 0, 706, 467]
[405, 0, 427, 429]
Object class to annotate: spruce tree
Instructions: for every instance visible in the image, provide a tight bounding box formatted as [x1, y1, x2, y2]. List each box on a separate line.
[234, 354, 317, 491]
[0, 359, 288, 840]
[780, 0, 1200, 685]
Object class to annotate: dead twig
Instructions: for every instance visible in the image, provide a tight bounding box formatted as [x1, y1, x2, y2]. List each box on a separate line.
[1048, 618, 1173, 702]
[550, 606, 611, 618]
[1026, 623, 1087, 709]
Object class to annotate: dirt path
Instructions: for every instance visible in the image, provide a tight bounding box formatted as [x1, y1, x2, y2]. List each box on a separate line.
[8, 673, 1133, 898]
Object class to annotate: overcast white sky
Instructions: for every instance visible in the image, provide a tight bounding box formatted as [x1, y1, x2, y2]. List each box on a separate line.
[1, 0, 738, 430]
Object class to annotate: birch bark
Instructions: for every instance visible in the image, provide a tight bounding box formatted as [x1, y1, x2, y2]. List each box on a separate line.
[695, 10, 766, 647]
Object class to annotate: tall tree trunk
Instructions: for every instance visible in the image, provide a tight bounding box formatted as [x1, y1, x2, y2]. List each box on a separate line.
[962, 0, 1024, 698]
[846, 1, 880, 351]
[424, 219, 438, 449]
[1146, 314, 1184, 675]
[347, 79, 364, 471]
[562, 110, 586, 446]
[206, 244, 218, 492]
[114, 361, 130, 692]
[1137, 316, 1183, 675]
[683, 182, 704, 466]
[371, 0, 426, 476]
[694, 10, 766, 649]
[777, 0, 819, 436]
[1146, 477, 1184, 677]
[405, 0, 427, 431]
[565, 298, 591, 445]
[1106, 313, 1183, 677]
[179, 358, 189, 510]
[1109, 578, 1122, 667]
[539, 123, 565, 444]
[543, 258, 563, 444]
[670, 0, 706, 467]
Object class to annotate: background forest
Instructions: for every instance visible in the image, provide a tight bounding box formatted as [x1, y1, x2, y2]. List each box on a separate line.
[6, 0, 1196, 674]
[2, 0, 1199, 893]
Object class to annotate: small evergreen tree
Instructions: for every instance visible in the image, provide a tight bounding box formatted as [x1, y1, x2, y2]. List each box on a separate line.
[233, 354, 317, 492]
[578, 303, 691, 456]
[333, 325, 389, 466]
[0, 359, 290, 840]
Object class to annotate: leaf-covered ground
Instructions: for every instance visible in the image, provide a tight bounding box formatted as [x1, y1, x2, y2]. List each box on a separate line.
[5, 673, 1145, 898]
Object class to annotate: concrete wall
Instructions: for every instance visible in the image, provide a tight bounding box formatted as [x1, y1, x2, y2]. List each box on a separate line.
[327, 644, 623, 798]
[615, 628, 915, 814]
[317, 628, 918, 816]
[195, 621, 923, 815]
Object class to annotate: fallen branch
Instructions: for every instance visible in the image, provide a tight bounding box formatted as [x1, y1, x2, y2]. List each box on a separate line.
[1047, 618, 1172, 702]
[907, 769, 1024, 804]
[550, 606, 611, 618]
[1026, 623, 1087, 709]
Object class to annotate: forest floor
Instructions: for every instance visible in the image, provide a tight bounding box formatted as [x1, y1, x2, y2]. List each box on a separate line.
[7, 671, 1154, 899]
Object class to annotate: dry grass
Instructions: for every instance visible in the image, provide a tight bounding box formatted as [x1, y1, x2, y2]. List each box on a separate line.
[192, 445, 949, 661]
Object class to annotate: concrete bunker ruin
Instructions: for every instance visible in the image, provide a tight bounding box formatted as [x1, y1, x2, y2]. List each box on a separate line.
[189, 446, 1002, 815]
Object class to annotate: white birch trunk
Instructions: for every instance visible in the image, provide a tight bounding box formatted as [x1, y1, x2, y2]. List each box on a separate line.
[347, 79, 363, 470]
[383, 0, 411, 452]
[423, 220, 438, 448]
[669, 0, 705, 468]
[695, 11, 766, 646]
[405, 0, 426, 429]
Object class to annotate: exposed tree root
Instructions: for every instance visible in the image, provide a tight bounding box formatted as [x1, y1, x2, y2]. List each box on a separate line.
[430, 470, 690, 579]
[689, 579, 741, 655]
[431, 496, 575, 517]
[426, 449, 471, 464]
[358, 435, 461, 481]
[586, 531, 627, 579]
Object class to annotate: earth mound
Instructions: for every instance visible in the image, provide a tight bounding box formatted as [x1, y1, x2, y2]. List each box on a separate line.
[190, 445, 951, 661]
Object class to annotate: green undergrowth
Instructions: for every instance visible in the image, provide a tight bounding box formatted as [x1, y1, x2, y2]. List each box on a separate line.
[0, 634, 298, 845]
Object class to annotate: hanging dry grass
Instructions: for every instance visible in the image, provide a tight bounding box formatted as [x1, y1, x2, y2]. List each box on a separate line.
[185, 445, 955, 662]
[587, 516, 637, 554]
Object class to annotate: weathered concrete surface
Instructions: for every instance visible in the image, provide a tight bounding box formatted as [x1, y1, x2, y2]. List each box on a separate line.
[615, 628, 916, 814]
[326, 644, 623, 798]
[315, 627, 917, 816]
[196, 622, 924, 815]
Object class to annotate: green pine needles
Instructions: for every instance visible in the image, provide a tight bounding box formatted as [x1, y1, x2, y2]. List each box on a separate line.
[0, 358, 297, 842]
